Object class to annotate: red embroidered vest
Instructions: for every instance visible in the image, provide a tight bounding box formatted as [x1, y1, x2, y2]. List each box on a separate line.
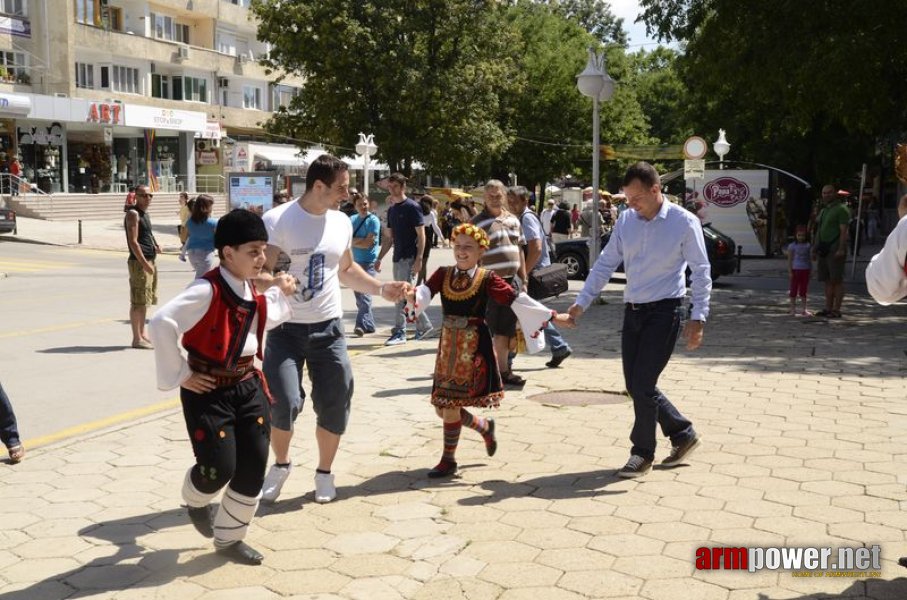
[182, 268, 268, 369]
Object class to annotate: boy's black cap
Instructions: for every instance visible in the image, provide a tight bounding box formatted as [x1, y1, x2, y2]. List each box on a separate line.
[215, 209, 268, 250]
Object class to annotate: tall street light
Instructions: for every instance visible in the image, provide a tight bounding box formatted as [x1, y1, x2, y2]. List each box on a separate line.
[576, 47, 615, 268]
[355, 132, 377, 197]
[713, 129, 730, 170]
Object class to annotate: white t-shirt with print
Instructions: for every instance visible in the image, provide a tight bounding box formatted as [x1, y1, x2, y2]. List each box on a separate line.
[263, 201, 353, 324]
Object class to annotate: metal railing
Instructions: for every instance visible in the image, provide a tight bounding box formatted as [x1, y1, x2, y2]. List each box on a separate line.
[0, 173, 52, 213]
[174, 174, 225, 194]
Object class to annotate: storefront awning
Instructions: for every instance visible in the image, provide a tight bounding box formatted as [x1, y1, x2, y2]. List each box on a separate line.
[0, 93, 31, 116]
[251, 144, 307, 168]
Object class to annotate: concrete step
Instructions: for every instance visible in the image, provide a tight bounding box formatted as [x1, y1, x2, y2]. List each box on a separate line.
[5, 193, 228, 220]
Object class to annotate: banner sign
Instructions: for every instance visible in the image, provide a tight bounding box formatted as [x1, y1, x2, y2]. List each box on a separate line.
[601, 144, 683, 160]
[698, 170, 770, 255]
[228, 172, 274, 214]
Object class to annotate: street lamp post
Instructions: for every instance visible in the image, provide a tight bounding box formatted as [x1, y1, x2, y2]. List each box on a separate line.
[713, 129, 730, 170]
[576, 47, 615, 268]
[355, 132, 377, 197]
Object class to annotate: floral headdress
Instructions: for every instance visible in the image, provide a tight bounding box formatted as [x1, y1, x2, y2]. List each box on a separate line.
[451, 223, 490, 249]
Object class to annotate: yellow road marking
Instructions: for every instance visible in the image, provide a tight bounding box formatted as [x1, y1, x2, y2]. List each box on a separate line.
[0, 317, 118, 339]
[23, 397, 180, 450]
[21, 341, 391, 449]
[0, 259, 72, 268]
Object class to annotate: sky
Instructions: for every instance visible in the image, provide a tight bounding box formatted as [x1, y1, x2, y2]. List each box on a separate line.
[609, 0, 663, 49]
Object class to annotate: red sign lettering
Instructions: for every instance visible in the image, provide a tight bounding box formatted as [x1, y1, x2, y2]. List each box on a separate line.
[87, 102, 122, 125]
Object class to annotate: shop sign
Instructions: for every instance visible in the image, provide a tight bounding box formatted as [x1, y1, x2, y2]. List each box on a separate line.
[0, 93, 31, 116]
[124, 104, 207, 133]
[195, 121, 222, 140]
[228, 172, 274, 213]
[704, 176, 750, 207]
[0, 16, 30, 38]
[87, 102, 123, 125]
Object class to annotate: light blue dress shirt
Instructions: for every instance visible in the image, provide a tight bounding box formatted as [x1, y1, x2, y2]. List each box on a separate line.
[575, 199, 712, 321]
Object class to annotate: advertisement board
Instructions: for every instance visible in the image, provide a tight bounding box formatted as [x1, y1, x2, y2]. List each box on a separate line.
[697, 170, 770, 255]
[228, 172, 275, 215]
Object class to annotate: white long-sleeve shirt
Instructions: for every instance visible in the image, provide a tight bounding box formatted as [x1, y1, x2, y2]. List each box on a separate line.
[427, 209, 444, 240]
[148, 268, 292, 390]
[866, 216, 907, 305]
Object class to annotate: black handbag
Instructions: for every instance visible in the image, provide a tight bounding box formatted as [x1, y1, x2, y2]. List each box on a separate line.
[527, 263, 569, 300]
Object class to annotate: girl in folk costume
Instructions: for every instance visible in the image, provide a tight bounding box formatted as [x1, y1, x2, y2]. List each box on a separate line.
[148, 209, 297, 565]
[406, 223, 573, 478]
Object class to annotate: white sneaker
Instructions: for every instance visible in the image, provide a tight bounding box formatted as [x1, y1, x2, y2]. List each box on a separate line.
[261, 464, 291, 503]
[314, 472, 336, 503]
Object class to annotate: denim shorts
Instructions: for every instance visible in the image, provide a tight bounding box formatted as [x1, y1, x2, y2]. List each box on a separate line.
[262, 318, 353, 434]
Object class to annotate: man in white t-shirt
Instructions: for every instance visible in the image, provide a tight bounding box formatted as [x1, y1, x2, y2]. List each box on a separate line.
[540, 198, 555, 237]
[258, 154, 409, 504]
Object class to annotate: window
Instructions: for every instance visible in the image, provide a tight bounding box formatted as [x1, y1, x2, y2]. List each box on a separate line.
[111, 65, 139, 94]
[243, 86, 261, 110]
[151, 73, 170, 98]
[183, 76, 207, 103]
[150, 12, 190, 44]
[0, 52, 26, 82]
[216, 31, 236, 55]
[75, 0, 99, 26]
[1, 0, 25, 16]
[104, 6, 123, 32]
[100, 65, 109, 88]
[272, 85, 298, 110]
[75, 62, 94, 89]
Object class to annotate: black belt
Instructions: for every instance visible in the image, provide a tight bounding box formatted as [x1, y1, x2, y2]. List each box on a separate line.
[626, 298, 682, 311]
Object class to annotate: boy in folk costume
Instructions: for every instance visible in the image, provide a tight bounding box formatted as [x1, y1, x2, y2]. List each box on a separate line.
[406, 223, 572, 477]
[148, 209, 297, 565]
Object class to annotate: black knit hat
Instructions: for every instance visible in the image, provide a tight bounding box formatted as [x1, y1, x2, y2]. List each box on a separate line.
[214, 209, 268, 250]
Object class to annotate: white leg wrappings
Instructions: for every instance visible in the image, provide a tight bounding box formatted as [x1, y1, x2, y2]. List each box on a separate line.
[213, 487, 261, 548]
[181, 468, 219, 508]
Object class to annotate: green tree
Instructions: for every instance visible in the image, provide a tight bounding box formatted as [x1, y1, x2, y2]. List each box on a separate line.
[251, 0, 522, 176]
[542, 0, 629, 46]
[638, 0, 907, 184]
[626, 46, 691, 145]
[491, 1, 649, 191]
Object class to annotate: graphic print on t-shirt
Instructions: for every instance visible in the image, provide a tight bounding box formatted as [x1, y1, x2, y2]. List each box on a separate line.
[286, 250, 325, 303]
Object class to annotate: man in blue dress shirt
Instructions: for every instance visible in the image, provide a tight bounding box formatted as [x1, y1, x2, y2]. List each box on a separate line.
[568, 162, 711, 478]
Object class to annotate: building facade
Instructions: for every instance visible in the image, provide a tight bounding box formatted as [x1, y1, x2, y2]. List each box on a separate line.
[0, 0, 304, 196]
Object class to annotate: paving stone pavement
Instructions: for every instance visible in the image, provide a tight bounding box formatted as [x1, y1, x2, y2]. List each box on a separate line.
[1, 272, 906, 599]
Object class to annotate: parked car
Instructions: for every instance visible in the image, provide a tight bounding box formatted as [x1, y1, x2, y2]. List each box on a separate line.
[554, 223, 737, 281]
[0, 208, 15, 235]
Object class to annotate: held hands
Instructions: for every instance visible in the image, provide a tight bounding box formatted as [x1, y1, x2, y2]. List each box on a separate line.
[683, 320, 705, 350]
[182, 371, 217, 394]
[272, 272, 297, 296]
[380, 281, 411, 302]
[566, 304, 584, 327]
[552, 313, 575, 328]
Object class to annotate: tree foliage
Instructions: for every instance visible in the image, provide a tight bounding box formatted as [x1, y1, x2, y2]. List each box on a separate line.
[639, 0, 907, 183]
[252, 0, 521, 175]
[542, 0, 628, 46]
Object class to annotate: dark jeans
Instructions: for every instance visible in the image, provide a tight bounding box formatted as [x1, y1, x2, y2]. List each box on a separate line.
[0, 381, 21, 449]
[621, 300, 695, 461]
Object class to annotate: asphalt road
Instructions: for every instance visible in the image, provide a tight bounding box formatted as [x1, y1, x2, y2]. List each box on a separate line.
[0, 240, 459, 446]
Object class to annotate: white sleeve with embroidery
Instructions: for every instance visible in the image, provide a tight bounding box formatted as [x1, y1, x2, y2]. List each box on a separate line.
[511, 293, 555, 354]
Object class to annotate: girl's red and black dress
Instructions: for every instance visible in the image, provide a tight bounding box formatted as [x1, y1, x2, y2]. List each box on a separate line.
[423, 266, 516, 409]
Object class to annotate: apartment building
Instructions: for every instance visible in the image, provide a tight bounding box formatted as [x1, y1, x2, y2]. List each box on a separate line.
[0, 0, 304, 196]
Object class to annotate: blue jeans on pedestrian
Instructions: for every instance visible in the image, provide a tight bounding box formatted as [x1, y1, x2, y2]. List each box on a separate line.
[392, 257, 431, 335]
[0, 381, 21, 449]
[544, 322, 571, 358]
[621, 300, 695, 461]
[262, 319, 354, 435]
[354, 262, 377, 332]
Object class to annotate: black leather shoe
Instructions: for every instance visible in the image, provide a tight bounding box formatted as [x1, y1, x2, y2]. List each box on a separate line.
[546, 350, 572, 368]
[485, 419, 497, 457]
[187, 505, 214, 538]
[216, 541, 264, 565]
[427, 461, 457, 478]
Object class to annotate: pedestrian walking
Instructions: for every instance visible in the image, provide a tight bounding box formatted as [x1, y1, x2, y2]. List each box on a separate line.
[550, 202, 572, 243]
[567, 162, 711, 478]
[471, 180, 528, 386]
[406, 223, 570, 477]
[376, 172, 433, 345]
[418, 195, 445, 285]
[0, 381, 24, 464]
[125, 185, 159, 349]
[812, 184, 850, 318]
[148, 209, 297, 565]
[349, 191, 381, 336]
[258, 155, 409, 505]
[183, 194, 218, 279]
[786, 225, 813, 316]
